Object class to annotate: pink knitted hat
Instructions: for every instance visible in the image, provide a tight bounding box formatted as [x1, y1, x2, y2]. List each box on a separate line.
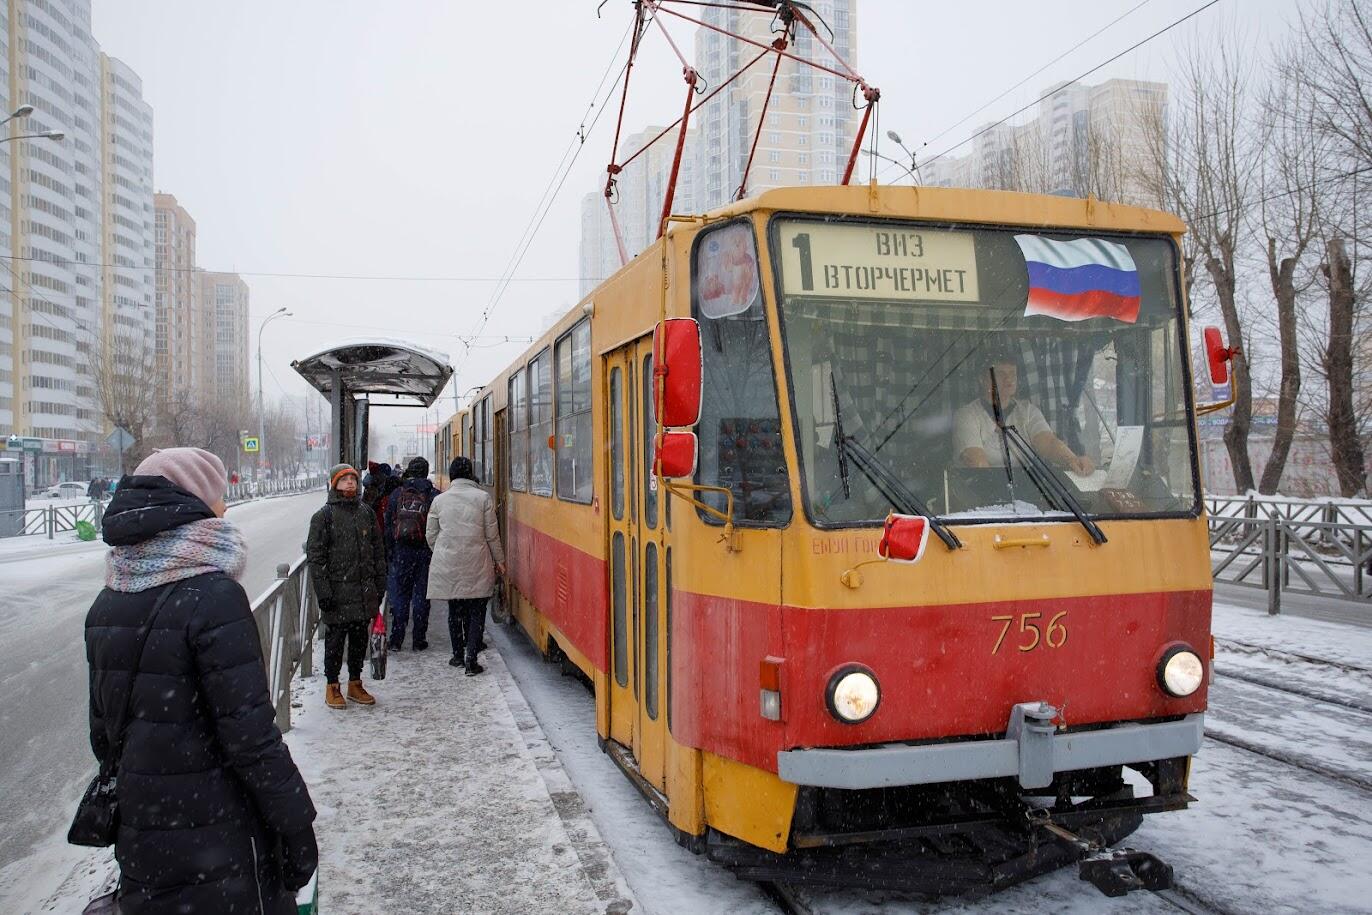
[134, 447, 228, 509]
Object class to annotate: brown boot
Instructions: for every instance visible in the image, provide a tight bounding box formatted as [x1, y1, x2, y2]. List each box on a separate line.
[325, 683, 345, 710]
[347, 679, 376, 705]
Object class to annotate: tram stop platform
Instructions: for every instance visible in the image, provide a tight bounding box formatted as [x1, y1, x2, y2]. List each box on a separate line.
[284, 624, 637, 914]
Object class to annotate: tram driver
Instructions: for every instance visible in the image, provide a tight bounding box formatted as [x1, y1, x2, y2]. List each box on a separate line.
[953, 356, 1095, 474]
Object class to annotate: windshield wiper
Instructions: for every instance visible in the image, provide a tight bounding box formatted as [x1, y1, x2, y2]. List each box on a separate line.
[988, 368, 1107, 545]
[831, 375, 962, 550]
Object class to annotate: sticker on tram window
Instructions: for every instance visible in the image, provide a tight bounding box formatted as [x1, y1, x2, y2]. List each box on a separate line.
[696, 222, 762, 319]
[777, 220, 980, 302]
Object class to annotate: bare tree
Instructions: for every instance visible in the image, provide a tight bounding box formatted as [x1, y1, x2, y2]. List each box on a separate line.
[1253, 48, 1327, 493]
[1322, 237, 1367, 494]
[1162, 33, 1262, 492]
[89, 329, 157, 467]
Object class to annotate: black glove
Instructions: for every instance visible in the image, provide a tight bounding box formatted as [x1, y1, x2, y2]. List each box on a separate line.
[280, 828, 318, 892]
[317, 595, 335, 614]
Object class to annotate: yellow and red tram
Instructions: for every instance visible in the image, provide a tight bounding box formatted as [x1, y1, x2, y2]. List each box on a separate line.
[438, 184, 1230, 895]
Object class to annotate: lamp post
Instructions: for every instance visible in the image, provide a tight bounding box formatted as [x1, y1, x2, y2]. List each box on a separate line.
[885, 130, 921, 184]
[256, 307, 291, 493]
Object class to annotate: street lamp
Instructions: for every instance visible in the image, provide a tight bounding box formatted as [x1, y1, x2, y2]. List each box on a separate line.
[885, 130, 922, 184]
[0, 104, 33, 129]
[256, 307, 292, 493]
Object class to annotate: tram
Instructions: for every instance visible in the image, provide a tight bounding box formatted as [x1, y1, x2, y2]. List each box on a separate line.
[438, 183, 1234, 896]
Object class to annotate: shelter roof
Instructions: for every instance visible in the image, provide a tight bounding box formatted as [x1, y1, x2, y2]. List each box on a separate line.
[291, 338, 453, 407]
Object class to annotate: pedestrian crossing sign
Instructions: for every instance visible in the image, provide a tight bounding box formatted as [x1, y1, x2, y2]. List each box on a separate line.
[242, 436, 260, 453]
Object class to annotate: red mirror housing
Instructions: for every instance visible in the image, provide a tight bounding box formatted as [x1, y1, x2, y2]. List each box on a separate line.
[653, 318, 702, 428]
[879, 513, 930, 564]
[655, 431, 698, 479]
[1203, 326, 1236, 385]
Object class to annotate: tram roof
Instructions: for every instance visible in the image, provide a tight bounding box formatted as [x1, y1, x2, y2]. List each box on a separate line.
[703, 185, 1187, 235]
[291, 338, 453, 407]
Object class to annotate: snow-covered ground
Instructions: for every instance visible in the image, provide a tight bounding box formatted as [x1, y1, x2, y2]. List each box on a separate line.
[0, 491, 327, 914]
[6, 567, 1372, 913]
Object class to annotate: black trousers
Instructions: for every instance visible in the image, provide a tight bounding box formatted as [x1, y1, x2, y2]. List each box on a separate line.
[324, 620, 368, 684]
[447, 598, 487, 666]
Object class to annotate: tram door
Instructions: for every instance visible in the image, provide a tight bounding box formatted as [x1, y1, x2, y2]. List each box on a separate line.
[605, 337, 668, 792]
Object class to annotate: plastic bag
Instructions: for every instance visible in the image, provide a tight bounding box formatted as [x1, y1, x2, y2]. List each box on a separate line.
[367, 612, 387, 680]
[296, 871, 319, 915]
[490, 576, 511, 625]
[75, 520, 97, 542]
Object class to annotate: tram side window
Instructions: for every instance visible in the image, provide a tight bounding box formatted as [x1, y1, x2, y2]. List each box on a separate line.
[555, 319, 594, 504]
[530, 349, 554, 496]
[480, 396, 493, 486]
[508, 368, 529, 492]
[472, 402, 485, 483]
[691, 220, 792, 525]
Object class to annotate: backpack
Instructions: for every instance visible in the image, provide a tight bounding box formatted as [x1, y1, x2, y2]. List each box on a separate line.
[394, 486, 429, 545]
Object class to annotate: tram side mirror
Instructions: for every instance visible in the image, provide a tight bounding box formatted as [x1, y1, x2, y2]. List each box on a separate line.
[879, 513, 930, 564]
[653, 318, 703, 428]
[1203, 326, 1237, 385]
[655, 431, 698, 479]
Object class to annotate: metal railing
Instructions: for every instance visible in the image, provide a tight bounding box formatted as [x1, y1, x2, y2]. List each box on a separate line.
[0, 477, 326, 540]
[249, 555, 321, 733]
[1207, 495, 1372, 611]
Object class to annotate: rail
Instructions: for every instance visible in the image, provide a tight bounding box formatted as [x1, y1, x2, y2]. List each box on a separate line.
[249, 555, 321, 733]
[1207, 495, 1372, 611]
[0, 476, 326, 540]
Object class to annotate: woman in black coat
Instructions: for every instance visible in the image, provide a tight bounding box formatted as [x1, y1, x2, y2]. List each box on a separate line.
[83, 448, 317, 913]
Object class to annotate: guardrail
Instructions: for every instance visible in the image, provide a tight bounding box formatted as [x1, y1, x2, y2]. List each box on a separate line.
[0, 476, 326, 540]
[1207, 495, 1372, 612]
[250, 555, 321, 733]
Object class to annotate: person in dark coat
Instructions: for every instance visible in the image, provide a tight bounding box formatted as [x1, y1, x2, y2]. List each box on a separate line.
[83, 447, 317, 914]
[384, 457, 438, 651]
[306, 463, 386, 709]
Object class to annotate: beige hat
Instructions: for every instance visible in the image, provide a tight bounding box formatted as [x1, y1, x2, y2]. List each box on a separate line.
[134, 447, 228, 510]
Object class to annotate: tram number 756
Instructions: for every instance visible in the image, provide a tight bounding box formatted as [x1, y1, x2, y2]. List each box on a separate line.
[991, 612, 1068, 654]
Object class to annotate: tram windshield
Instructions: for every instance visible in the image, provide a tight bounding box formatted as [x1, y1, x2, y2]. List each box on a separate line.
[770, 216, 1198, 526]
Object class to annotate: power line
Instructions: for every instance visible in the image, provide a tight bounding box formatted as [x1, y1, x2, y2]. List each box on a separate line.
[893, 0, 1224, 180]
[459, 15, 640, 372]
[918, 0, 1158, 150]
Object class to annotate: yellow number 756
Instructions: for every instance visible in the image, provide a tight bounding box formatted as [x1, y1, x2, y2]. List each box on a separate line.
[991, 612, 1068, 654]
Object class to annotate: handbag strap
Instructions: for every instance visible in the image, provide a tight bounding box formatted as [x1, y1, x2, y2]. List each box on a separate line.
[102, 583, 180, 775]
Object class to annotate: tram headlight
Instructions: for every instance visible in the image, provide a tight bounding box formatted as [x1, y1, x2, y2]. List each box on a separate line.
[1157, 645, 1205, 698]
[826, 665, 880, 724]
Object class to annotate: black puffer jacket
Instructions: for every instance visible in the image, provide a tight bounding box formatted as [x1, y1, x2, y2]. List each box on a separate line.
[306, 487, 387, 625]
[85, 475, 317, 914]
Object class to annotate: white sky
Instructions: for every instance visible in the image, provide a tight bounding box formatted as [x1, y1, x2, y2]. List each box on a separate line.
[91, 0, 1302, 458]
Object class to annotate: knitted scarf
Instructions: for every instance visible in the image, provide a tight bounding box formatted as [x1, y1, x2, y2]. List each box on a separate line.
[105, 518, 247, 593]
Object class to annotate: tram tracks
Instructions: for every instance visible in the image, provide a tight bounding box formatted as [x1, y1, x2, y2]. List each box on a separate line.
[1213, 636, 1372, 676]
[1213, 666, 1372, 714]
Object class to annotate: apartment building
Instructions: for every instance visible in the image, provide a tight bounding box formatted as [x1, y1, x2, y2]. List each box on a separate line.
[0, 1, 154, 487]
[200, 270, 250, 416]
[154, 192, 198, 398]
[922, 78, 1168, 207]
[578, 0, 857, 293]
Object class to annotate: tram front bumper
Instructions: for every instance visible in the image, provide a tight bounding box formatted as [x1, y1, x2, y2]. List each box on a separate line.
[777, 706, 1205, 791]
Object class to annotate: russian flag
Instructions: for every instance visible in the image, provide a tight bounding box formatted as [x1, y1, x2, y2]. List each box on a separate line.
[1014, 235, 1141, 324]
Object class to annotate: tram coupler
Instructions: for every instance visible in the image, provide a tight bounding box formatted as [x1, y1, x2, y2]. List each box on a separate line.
[1030, 811, 1174, 897]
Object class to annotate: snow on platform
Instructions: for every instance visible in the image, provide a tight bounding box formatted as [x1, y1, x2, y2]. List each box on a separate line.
[285, 626, 636, 915]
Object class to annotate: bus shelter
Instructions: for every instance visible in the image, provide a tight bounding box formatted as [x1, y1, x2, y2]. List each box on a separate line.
[291, 339, 453, 470]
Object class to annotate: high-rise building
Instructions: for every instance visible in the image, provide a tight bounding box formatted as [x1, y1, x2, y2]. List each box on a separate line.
[922, 79, 1168, 207]
[578, 0, 858, 292]
[154, 192, 198, 398]
[0, 1, 154, 487]
[579, 124, 698, 298]
[693, 0, 859, 210]
[200, 270, 250, 415]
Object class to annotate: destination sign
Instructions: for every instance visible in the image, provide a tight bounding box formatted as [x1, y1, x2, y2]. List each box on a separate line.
[776, 221, 980, 302]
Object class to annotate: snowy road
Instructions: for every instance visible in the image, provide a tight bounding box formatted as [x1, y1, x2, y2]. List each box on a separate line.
[0, 491, 323, 909]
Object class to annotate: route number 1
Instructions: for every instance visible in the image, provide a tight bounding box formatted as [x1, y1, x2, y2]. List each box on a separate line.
[791, 232, 814, 291]
[991, 612, 1068, 654]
